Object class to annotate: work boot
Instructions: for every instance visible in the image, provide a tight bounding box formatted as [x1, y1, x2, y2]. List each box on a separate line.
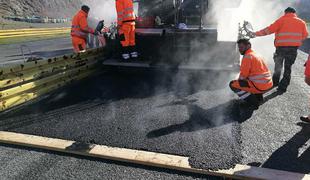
[255, 94, 264, 104]
[122, 53, 130, 60]
[277, 87, 287, 94]
[244, 94, 259, 110]
[121, 46, 130, 61]
[300, 116, 310, 123]
[129, 46, 138, 60]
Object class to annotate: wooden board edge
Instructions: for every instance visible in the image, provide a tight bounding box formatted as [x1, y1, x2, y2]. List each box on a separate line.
[0, 131, 309, 180]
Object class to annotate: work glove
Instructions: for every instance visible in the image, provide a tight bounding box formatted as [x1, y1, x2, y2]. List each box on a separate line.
[88, 28, 95, 35]
[94, 30, 99, 36]
[96, 20, 105, 33]
[248, 31, 256, 38]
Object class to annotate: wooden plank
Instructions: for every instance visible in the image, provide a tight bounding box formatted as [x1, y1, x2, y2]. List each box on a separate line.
[0, 131, 308, 180]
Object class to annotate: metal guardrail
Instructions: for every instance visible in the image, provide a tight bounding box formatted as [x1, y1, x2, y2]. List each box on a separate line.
[0, 48, 104, 112]
[0, 27, 70, 32]
[0, 27, 70, 39]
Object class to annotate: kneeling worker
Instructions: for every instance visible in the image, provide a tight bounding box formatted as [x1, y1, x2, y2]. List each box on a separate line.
[71, 5, 95, 53]
[230, 39, 273, 108]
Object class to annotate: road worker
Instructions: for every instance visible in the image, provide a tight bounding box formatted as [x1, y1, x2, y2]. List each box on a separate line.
[115, 0, 138, 60]
[95, 20, 108, 47]
[250, 7, 309, 93]
[71, 5, 95, 53]
[300, 51, 310, 123]
[230, 38, 273, 109]
[87, 19, 106, 48]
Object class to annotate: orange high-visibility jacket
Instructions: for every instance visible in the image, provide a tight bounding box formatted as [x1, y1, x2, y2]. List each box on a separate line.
[71, 10, 94, 39]
[239, 49, 273, 90]
[255, 13, 308, 47]
[116, 0, 135, 26]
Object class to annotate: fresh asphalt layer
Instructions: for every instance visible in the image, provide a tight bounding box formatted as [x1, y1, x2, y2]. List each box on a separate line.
[0, 68, 241, 170]
[0, 43, 310, 178]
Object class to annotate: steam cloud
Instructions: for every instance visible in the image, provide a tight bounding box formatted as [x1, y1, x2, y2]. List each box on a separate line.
[83, 0, 117, 26]
[82, 0, 296, 62]
[212, 0, 294, 62]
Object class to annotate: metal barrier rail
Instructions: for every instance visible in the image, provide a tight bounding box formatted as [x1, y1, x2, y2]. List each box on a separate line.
[0, 48, 104, 112]
[0, 29, 70, 36]
[0, 28, 70, 39]
[0, 27, 70, 33]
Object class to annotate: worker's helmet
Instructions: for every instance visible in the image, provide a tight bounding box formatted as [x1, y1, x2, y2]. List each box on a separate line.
[237, 38, 251, 46]
[81, 5, 90, 13]
[284, 7, 296, 14]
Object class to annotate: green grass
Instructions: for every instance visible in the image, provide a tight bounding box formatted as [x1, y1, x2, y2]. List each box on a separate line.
[0, 33, 70, 45]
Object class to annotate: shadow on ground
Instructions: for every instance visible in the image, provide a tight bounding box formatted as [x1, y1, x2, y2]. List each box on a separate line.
[147, 100, 254, 138]
[262, 122, 310, 174]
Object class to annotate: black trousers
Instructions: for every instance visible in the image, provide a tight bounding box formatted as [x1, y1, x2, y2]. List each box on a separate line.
[272, 47, 298, 90]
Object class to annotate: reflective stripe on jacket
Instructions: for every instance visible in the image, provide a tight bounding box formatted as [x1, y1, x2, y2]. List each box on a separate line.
[116, 0, 135, 26]
[239, 49, 273, 90]
[71, 10, 92, 39]
[255, 13, 309, 47]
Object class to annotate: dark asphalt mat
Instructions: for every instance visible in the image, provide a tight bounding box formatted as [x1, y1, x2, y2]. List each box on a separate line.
[0, 69, 244, 170]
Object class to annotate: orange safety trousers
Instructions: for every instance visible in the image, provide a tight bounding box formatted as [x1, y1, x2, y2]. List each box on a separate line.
[72, 36, 86, 53]
[230, 80, 269, 94]
[119, 22, 135, 47]
[230, 79, 272, 100]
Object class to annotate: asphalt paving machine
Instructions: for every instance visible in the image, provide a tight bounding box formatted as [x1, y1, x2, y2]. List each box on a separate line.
[103, 0, 242, 71]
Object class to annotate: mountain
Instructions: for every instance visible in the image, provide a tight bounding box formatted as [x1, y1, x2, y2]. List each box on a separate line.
[0, 0, 85, 18]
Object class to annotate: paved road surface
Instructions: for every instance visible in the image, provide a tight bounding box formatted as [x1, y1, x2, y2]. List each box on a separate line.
[0, 37, 73, 65]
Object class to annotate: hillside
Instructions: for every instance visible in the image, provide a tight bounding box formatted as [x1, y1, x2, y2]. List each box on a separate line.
[0, 0, 85, 18]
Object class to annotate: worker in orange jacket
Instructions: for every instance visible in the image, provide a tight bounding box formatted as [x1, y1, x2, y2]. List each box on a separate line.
[230, 39, 273, 109]
[115, 0, 138, 60]
[300, 51, 310, 123]
[71, 5, 95, 53]
[251, 7, 309, 93]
